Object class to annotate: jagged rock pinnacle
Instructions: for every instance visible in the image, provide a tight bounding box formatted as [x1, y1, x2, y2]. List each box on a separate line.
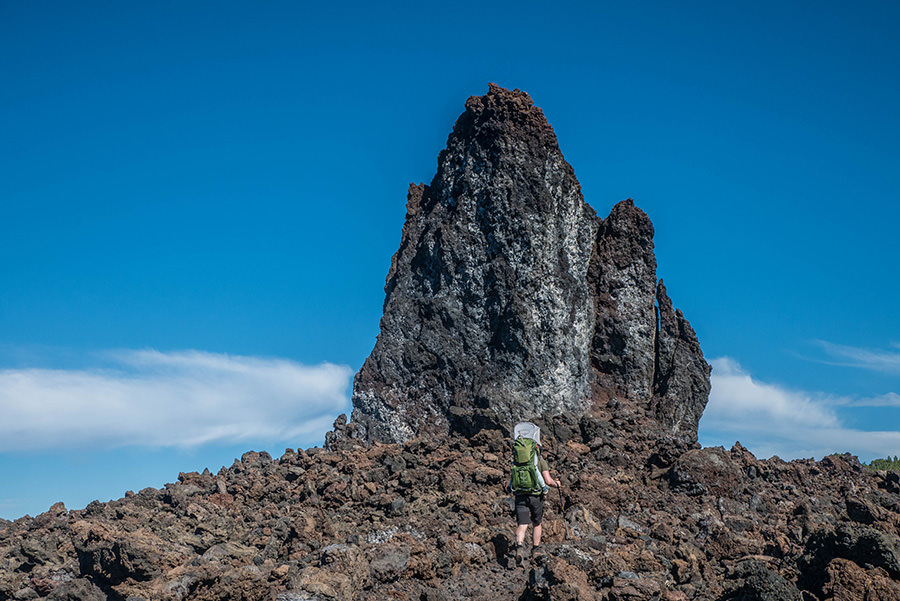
[349, 84, 710, 444]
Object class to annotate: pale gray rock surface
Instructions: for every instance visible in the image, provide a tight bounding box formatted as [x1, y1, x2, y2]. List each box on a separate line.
[588, 199, 658, 403]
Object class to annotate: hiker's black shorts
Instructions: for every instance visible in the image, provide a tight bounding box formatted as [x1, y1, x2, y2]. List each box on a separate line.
[515, 494, 544, 526]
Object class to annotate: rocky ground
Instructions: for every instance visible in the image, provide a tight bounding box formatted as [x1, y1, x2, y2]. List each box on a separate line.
[3, 405, 900, 600]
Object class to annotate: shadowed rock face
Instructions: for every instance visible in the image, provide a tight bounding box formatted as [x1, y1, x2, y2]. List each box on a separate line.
[653, 280, 712, 441]
[351, 84, 710, 444]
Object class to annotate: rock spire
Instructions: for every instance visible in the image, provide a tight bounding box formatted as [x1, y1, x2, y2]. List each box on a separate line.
[350, 84, 710, 444]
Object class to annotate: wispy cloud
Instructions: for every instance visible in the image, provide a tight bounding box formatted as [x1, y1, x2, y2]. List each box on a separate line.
[700, 357, 900, 461]
[810, 340, 900, 375]
[0, 350, 353, 452]
[842, 392, 900, 407]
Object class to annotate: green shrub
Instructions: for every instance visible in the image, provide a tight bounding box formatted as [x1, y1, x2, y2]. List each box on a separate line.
[865, 456, 900, 472]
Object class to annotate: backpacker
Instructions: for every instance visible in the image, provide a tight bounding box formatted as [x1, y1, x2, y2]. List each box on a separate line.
[509, 422, 547, 495]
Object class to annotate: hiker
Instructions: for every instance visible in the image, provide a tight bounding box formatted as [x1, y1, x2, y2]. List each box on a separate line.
[508, 422, 561, 563]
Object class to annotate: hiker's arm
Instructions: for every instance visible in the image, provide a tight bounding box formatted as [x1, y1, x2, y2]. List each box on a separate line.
[542, 470, 560, 488]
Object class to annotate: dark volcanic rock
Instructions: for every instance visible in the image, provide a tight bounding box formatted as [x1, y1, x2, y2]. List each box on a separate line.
[799, 522, 900, 594]
[351, 84, 599, 444]
[4, 86, 894, 601]
[726, 560, 801, 601]
[652, 280, 711, 443]
[46, 578, 106, 601]
[588, 198, 658, 405]
[351, 84, 710, 444]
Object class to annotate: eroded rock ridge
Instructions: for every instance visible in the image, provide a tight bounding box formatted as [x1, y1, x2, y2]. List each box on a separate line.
[351, 84, 711, 444]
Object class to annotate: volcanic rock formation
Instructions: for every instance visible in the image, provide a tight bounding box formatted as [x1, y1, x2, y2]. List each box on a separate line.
[350, 84, 710, 445]
[2, 84, 900, 601]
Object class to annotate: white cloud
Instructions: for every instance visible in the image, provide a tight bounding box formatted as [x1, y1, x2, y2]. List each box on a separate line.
[0, 350, 353, 451]
[699, 357, 900, 461]
[812, 340, 900, 375]
[845, 392, 900, 407]
[703, 357, 839, 430]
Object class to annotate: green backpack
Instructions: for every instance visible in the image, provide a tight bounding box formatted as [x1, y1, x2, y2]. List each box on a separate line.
[510, 437, 544, 495]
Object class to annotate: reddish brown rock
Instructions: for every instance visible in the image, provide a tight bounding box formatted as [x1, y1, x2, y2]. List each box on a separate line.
[822, 558, 900, 601]
[1, 425, 900, 600]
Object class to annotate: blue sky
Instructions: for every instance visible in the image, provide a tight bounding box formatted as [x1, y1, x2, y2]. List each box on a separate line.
[1, 1, 898, 519]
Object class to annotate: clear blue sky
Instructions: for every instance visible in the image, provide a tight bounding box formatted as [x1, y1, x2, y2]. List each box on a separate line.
[2, 1, 898, 519]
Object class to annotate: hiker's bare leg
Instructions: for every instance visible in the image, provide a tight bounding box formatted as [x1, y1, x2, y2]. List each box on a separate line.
[533, 523, 542, 546]
[516, 524, 528, 546]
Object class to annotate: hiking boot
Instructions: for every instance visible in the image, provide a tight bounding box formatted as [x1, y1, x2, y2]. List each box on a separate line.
[531, 545, 549, 566]
[514, 544, 526, 567]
